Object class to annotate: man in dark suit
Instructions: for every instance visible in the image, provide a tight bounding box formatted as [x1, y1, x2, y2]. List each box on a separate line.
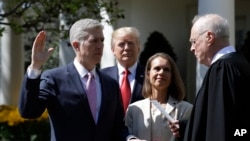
[101, 27, 144, 112]
[18, 19, 141, 141]
[182, 14, 250, 141]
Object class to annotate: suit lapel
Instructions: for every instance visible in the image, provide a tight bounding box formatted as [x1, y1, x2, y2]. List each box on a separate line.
[66, 63, 93, 119]
[109, 67, 119, 81]
[95, 70, 107, 123]
[131, 65, 144, 102]
[67, 63, 86, 95]
[165, 96, 178, 119]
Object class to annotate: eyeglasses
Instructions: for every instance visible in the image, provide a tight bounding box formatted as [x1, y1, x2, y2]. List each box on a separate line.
[190, 30, 208, 45]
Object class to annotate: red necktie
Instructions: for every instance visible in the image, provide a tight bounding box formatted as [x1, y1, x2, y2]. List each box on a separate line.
[121, 69, 131, 112]
[85, 73, 97, 123]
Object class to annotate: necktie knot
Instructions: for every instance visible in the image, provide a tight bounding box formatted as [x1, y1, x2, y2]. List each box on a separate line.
[85, 72, 95, 89]
[123, 69, 130, 76]
[86, 72, 94, 79]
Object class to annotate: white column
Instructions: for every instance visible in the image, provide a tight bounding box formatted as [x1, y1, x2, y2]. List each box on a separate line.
[196, 0, 235, 93]
[0, 18, 24, 106]
[100, 7, 115, 69]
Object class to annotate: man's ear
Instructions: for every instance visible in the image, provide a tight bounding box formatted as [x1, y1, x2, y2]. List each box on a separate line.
[206, 31, 215, 45]
[111, 46, 115, 53]
[72, 40, 79, 50]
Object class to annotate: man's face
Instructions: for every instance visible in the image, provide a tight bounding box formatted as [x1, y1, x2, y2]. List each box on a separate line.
[76, 28, 104, 69]
[112, 34, 140, 68]
[189, 26, 210, 66]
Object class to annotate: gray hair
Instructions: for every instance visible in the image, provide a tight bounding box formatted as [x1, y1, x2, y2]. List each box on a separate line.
[69, 18, 104, 43]
[192, 14, 230, 41]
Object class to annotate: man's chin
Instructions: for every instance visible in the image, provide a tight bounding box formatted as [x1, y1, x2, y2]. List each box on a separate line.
[95, 55, 102, 59]
[122, 57, 130, 61]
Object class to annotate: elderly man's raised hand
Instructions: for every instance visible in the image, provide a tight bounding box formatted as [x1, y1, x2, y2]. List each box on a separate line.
[29, 31, 54, 70]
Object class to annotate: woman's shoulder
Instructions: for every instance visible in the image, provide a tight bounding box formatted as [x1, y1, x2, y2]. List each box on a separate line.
[176, 100, 193, 108]
[130, 98, 149, 106]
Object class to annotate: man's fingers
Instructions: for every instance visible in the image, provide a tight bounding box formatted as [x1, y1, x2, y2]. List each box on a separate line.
[33, 31, 46, 50]
[48, 48, 54, 53]
[47, 48, 55, 58]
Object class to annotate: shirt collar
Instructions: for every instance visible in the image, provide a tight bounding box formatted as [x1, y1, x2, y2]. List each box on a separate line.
[117, 61, 138, 75]
[73, 58, 97, 78]
[211, 46, 236, 64]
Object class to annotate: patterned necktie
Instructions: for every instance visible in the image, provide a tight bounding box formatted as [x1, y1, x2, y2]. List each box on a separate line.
[120, 69, 131, 112]
[85, 72, 97, 122]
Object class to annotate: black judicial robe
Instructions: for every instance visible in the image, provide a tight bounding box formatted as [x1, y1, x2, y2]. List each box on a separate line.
[184, 52, 250, 141]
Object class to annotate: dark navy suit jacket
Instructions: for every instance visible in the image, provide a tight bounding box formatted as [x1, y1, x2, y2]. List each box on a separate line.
[100, 64, 145, 104]
[18, 62, 128, 141]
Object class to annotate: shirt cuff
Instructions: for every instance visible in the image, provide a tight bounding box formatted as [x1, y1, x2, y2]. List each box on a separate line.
[27, 67, 41, 79]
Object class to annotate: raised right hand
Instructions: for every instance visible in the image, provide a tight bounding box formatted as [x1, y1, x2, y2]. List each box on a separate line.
[29, 30, 54, 70]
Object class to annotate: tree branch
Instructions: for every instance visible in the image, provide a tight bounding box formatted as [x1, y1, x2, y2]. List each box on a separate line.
[0, 2, 25, 17]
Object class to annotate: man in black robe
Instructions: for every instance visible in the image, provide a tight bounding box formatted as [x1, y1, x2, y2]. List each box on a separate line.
[183, 14, 250, 141]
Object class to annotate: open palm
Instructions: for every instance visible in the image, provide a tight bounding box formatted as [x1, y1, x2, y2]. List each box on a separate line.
[30, 31, 54, 70]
